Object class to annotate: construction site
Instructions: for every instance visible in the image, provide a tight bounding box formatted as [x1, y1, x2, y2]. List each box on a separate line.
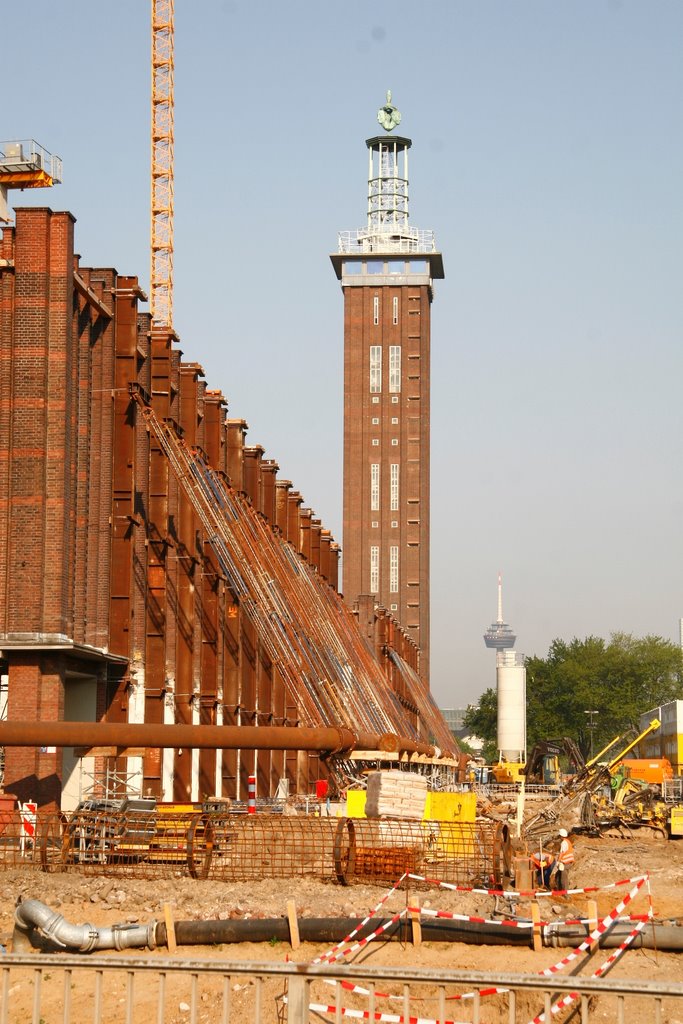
[1, 3, 683, 1023]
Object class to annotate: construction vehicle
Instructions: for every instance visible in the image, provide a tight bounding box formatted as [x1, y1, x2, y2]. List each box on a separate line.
[661, 778, 683, 838]
[480, 737, 584, 788]
[523, 718, 666, 840]
[522, 738, 585, 787]
[612, 757, 673, 788]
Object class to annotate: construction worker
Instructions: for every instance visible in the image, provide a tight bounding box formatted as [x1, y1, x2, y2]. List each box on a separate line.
[551, 828, 575, 891]
[531, 848, 554, 889]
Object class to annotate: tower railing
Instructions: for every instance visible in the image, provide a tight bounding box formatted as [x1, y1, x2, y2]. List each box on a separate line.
[338, 228, 436, 254]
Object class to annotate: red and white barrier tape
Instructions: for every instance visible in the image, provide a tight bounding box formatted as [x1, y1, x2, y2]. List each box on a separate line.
[405, 871, 649, 900]
[536, 875, 648, 977]
[301, 1000, 469, 1023]
[313, 873, 408, 965]
[529, 915, 650, 1023]
[311, 874, 651, 1012]
[408, 905, 533, 928]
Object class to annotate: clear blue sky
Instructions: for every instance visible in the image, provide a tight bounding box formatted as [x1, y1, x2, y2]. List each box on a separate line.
[4, 1, 682, 709]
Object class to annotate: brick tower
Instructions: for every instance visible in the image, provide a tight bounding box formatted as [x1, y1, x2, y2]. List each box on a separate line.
[331, 93, 444, 682]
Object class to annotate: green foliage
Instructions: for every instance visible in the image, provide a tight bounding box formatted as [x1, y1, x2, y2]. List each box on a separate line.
[463, 690, 498, 763]
[468, 633, 683, 759]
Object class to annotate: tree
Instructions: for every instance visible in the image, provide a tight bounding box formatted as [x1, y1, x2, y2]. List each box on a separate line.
[469, 633, 683, 761]
[462, 690, 498, 764]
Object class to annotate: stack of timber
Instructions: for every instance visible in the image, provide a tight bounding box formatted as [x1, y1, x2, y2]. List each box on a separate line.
[365, 771, 428, 821]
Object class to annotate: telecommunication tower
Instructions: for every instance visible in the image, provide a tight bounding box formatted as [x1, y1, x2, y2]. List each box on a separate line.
[483, 572, 516, 656]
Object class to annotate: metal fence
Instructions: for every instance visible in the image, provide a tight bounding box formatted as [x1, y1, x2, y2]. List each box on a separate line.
[1, 952, 681, 1024]
[0, 810, 509, 887]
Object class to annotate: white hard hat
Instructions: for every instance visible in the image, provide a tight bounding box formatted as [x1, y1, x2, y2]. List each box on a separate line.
[558, 828, 568, 838]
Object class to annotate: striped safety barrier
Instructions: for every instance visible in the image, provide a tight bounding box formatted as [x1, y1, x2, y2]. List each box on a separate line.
[304, 872, 652, 1016]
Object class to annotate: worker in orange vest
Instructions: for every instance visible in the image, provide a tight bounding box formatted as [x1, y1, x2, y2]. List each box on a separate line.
[551, 828, 575, 891]
[531, 848, 554, 889]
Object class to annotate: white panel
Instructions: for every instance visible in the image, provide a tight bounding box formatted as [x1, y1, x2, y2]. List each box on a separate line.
[162, 690, 175, 801]
[496, 661, 526, 761]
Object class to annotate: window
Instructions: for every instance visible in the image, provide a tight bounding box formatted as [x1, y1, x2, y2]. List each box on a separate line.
[372, 396, 380, 404]
[367, 260, 384, 274]
[373, 296, 379, 325]
[370, 546, 380, 593]
[391, 521, 398, 528]
[390, 464, 399, 511]
[393, 296, 399, 324]
[408, 259, 427, 273]
[371, 521, 379, 528]
[372, 438, 379, 446]
[391, 438, 399, 446]
[388, 260, 404, 275]
[390, 546, 399, 593]
[372, 417, 379, 425]
[343, 261, 362, 275]
[369, 345, 381, 392]
[391, 417, 398, 424]
[390, 604, 398, 611]
[389, 346, 401, 392]
[391, 396, 399, 404]
[371, 464, 380, 511]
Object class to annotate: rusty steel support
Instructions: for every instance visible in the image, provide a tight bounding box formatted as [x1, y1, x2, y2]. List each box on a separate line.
[0, 721, 436, 757]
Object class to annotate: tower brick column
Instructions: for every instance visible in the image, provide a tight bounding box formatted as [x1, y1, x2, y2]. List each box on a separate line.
[330, 103, 444, 683]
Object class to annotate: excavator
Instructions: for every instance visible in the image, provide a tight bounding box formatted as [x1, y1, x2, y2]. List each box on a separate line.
[522, 737, 585, 787]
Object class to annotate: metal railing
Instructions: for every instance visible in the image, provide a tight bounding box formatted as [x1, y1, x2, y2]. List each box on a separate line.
[0, 140, 62, 183]
[1, 952, 681, 1023]
[338, 228, 436, 254]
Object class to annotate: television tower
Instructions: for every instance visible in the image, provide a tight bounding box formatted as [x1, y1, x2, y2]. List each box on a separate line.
[483, 573, 526, 767]
[483, 572, 516, 657]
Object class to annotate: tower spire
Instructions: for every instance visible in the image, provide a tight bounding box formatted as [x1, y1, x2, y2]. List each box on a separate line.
[484, 573, 516, 653]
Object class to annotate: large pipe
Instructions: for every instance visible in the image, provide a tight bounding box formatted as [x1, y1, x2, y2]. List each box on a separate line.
[13, 900, 156, 954]
[0, 721, 436, 758]
[13, 901, 683, 953]
[157, 917, 683, 952]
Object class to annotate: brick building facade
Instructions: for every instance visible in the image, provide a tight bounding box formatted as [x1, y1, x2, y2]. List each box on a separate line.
[0, 206, 453, 810]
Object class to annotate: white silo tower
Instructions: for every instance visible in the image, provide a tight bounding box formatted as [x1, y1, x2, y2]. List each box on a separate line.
[483, 574, 526, 769]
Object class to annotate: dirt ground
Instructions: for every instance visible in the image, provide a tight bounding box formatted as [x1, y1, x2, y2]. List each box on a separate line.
[1, 828, 683, 1021]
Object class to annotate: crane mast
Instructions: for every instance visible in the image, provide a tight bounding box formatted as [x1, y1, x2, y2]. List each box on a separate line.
[150, 0, 175, 328]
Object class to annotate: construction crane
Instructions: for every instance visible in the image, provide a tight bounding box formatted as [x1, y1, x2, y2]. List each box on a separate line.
[0, 140, 62, 223]
[150, 0, 175, 328]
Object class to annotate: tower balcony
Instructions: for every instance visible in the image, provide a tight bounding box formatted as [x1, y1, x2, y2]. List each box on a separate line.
[338, 226, 437, 255]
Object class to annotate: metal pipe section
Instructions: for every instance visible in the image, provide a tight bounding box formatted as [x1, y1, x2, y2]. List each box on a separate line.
[13, 900, 683, 953]
[0, 721, 436, 758]
[13, 899, 157, 954]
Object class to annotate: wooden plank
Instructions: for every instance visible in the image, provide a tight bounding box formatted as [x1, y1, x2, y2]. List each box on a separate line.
[587, 898, 599, 936]
[287, 899, 300, 950]
[163, 903, 177, 953]
[411, 895, 422, 947]
[531, 901, 542, 953]
[73, 746, 147, 758]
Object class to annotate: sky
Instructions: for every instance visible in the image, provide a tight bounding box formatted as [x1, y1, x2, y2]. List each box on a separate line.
[3, 1, 682, 709]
